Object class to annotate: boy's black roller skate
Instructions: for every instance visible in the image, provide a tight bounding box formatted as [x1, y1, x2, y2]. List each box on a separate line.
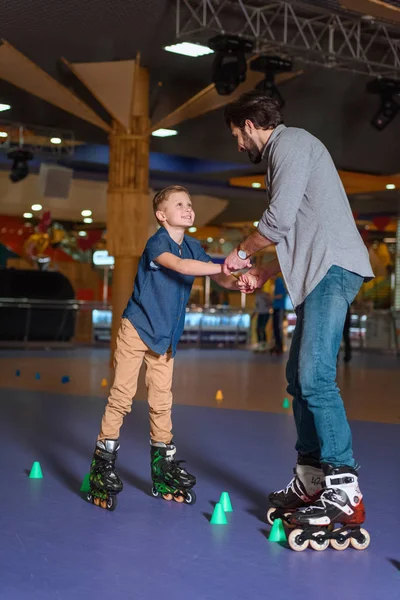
[87, 439, 123, 511]
[150, 442, 196, 505]
[288, 464, 370, 552]
[267, 455, 323, 526]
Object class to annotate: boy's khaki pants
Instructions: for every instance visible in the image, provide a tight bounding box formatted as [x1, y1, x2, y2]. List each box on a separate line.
[98, 318, 174, 444]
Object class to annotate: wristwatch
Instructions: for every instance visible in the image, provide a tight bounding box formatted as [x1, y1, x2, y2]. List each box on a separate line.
[237, 243, 248, 260]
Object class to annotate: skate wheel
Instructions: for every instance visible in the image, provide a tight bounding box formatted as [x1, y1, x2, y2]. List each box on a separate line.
[162, 493, 173, 501]
[310, 533, 329, 551]
[350, 528, 370, 551]
[106, 495, 117, 512]
[184, 490, 196, 505]
[288, 528, 310, 552]
[330, 535, 350, 550]
[100, 499, 108, 509]
[174, 495, 185, 503]
[94, 497, 100, 506]
[151, 486, 160, 499]
[283, 512, 296, 529]
[266, 507, 276, 526]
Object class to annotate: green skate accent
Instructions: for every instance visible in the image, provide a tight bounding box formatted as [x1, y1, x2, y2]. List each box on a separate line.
[80, 474, 91, 492]
[29, 461, 43, 479]
[282, 398, 290, 409]
[268, 518, 287, 543]
[219, 492, 233, 512]
[210, 503, 227, 524]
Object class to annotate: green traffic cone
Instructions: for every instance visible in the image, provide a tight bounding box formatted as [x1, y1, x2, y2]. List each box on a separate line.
[219, 491, 233, 512]
[80, 473, 91, 493]
[268, 518, 287, 543]
[282, 397, 290, 409]
[29, 461, 43, 479]
[210, 502, 227, 524]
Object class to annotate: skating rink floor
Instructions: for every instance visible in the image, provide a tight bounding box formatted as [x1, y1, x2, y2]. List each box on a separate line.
[0, 347, 399, 600]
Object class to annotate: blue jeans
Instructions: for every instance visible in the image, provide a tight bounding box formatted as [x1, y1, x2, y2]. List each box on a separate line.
[286, 266, 363, 468]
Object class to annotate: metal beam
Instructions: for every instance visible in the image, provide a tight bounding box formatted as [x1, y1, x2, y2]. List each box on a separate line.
[177, 0, 400, 78]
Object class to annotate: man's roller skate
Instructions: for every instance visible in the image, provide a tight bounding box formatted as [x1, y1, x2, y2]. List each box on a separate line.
[150, 442, 196, 505]
[87, 439, 123, 511]
[288, 464, 370, 551]
[267, 455, 323, 527]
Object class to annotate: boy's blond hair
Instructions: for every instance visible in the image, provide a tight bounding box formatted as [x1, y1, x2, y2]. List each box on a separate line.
[153, 185, 190, 225]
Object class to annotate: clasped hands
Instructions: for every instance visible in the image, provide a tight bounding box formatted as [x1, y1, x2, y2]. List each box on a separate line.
[223, 249, 268, 294]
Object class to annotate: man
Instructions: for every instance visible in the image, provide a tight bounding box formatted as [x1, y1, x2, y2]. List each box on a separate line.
[223, 91, 374, 535]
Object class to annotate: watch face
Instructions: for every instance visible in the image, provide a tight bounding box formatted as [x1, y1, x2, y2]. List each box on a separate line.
[238, 249, 247, 260]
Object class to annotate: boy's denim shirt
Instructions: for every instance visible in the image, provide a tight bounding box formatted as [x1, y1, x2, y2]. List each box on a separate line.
[123, 226, 211, 357]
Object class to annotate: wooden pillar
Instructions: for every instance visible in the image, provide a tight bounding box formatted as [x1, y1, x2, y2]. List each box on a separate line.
[107, 62, 149, 359]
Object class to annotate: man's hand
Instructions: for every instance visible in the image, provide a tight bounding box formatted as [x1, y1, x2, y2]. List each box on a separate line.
[223, 249, 251, 275]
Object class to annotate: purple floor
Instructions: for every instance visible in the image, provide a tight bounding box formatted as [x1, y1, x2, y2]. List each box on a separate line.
[1, 387, 399, 600]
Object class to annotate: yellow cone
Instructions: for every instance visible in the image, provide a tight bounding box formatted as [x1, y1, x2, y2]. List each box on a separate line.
[215, 390, 224, 402]
[101, 378, 108, 388]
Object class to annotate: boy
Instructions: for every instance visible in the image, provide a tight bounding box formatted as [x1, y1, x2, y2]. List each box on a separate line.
[87, 186, 241, 510]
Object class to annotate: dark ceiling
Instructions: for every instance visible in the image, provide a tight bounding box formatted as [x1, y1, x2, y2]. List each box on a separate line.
[0, 0, 400, 177]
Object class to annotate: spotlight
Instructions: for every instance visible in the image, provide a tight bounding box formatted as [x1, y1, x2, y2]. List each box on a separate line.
[251, 56, 292, 109]
[366, 78, 400, 131]
[209, 35, 253, 96]
[7, 149, 34, 183]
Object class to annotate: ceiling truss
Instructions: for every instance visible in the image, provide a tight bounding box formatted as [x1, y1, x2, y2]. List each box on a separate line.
[176, 0, 400, 78]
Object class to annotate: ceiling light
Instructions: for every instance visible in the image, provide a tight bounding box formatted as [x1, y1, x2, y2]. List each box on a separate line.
[219, 238, 225, 244]
[164, 42, 213, 58]
[83, 217, 93, 224]
[23, 212, 33, 218]
[0, 103, 11, 112]
[252, 182, 261, 188]
[207, 237, 214, 243]
[50, 137, 62, 144]
[0, 131, 8, 138]
[386, 184, 396, 190]
[209, 35, 253, 96]
[188, 226, 197, 233]
[81, 209, 92, 217]
[152, 128, 178, 138]
[31, 204, 42, 211]
[253, 221, 259, 227]
[78, 231, 87, 237]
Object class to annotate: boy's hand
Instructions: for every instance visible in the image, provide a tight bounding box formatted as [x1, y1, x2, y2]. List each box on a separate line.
[236, 273, 259, 294]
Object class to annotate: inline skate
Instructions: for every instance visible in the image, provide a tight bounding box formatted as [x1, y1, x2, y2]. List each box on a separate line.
[150, 442, 196, 505]
[267, 455, 323, 526]
[288, 464, 370, 551]
[87, 439, 123, 511]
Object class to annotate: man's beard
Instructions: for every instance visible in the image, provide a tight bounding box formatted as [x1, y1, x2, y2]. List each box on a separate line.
[242, 130, 262, 164]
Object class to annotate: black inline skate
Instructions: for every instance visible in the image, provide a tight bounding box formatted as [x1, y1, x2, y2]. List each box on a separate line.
[87, 439, 123, 511]
[288, 464, 370, 552]
[150, 442, 196, 505]
[267, 455, 323, 526]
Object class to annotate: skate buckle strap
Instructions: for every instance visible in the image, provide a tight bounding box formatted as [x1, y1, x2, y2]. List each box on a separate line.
[327, 474, 356, 487]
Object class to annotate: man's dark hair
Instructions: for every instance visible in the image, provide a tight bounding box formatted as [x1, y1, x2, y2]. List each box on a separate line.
[224, 90, 284, 130]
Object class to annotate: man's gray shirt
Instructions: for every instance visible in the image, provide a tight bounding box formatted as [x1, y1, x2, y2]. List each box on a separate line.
[258, 124, 374, 308]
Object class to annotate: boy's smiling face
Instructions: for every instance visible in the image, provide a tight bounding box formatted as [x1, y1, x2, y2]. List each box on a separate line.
[156, 191, 195, 229]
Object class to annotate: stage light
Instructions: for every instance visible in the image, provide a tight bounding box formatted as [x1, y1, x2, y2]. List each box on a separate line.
[188, 227, 197, 233]
[83, 217, 93, 224]
[31, 204, 42, 211]
[252, 182, 261, 188]
[23, 212, 33, 218]
[386, 184, 396, 190]
[251, 56, 292, 109]
[0, 131, 8, 138]
[81, 209, 92, 217]
[0, 103, 11, 112]
[152, 129, 178, 138]
[50, 137, 62, 144]
[367, 78, 400, 131]
[8, 149, 34, 183]
[209, 35, 253, 96]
